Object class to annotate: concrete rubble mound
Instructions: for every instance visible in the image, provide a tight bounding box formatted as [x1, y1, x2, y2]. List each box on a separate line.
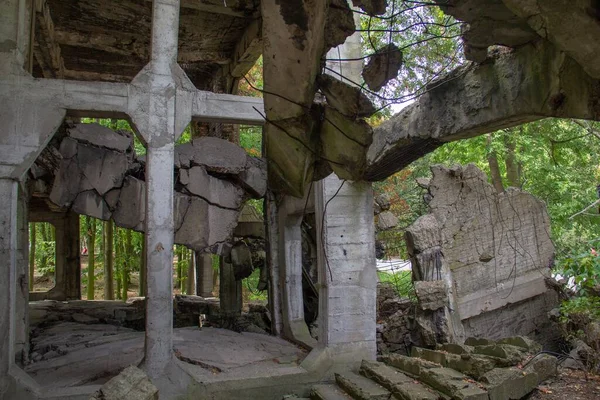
[32, 122, 267, 253]
[308, 336, 556, 400]
[89, 365, 158, 400]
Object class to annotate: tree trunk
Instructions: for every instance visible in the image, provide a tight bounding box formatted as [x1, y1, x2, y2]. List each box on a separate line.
[115, 226, 122, 300]
[504, 134, 521, 188]
[487, 135, 505, 194]
[29, 223, 36, 291]
[186, 249, 194, 295]
[40, 223, 48, 272]
[176, 245, 183, 290]
[123, 229, 132, 301]
[86, 217, 96, 300]
[139, 237, 147, 297]
[104, 221, 114, 300]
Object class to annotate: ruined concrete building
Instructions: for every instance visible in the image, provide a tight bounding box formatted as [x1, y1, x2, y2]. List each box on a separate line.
[1, 0, 600, 399]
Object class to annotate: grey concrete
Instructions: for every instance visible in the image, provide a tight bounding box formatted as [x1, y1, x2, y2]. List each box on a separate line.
[196, 253, 214, 298]
[315, 176, 377, 363]
[219, 258, 242, 315]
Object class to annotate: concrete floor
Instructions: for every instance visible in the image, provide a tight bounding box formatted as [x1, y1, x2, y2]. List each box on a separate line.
[26, 322, 307, 391]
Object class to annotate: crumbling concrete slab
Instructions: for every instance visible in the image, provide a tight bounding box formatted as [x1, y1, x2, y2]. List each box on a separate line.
[90, 366, 158, 400]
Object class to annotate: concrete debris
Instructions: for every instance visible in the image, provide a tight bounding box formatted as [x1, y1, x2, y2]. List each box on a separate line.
[316, 337, 555, 400]
[376, 211, 398, 231]
[320, 106, 373, 180]
[325, 0, 356, 51]
[362, 43, 403, 92]
[90, 366, 158, 400]
[317, 74, 376, 118]
[192, 137, 248, 174]
[406, 164, 560, 348]
[414, 280, 447, 311]
[34, 123, 266, 252]
[352, 0, 387, 16]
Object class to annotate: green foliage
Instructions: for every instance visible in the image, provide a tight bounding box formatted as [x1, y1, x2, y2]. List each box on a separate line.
[358, 1, 462, 108]
[558, 249, 600, 296]
[377, 270, 414, 299]
[560, 296, 600, 324]
[243, 268, 267, 302]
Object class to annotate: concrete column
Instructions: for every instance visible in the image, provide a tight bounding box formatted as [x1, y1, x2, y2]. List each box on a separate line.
[0, 179, 19, 395]
[0, 0, 31, 74]
[315, 176, 377, 362]
[14, 185, 29, 367]
[280, 204, 316, 347]
[196, 253, 213, 297]
[144, 143, 175, 379]
[136, 0, 180, 380]
[265, 191, 283, 335]
[219, 257, 242, 315]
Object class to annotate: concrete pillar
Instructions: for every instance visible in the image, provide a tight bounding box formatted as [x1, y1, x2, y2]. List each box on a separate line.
[144, 143, 175, 379]
[14, 185, 29, 367]
[0, 179, 19, 394]
[279, 198, 317, 347]
[133, 0, 180, 380]
[219, 257, 242, 315]
[315, 177, 377, 362]
[196, 253, 213, 297]
[314, 4, 377, 361]
[265, 191, 283, 335]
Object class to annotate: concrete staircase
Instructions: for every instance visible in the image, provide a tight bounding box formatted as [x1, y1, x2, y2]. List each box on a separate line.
[288, 337, 557, 400]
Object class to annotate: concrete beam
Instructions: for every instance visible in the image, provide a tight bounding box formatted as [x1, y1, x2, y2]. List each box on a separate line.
[180, 0, 258, 18]
[366, 41, 600, 181]
[229, 18, 262, 79]
[33, 0, 65, 79]
[192, 91, 264, 125]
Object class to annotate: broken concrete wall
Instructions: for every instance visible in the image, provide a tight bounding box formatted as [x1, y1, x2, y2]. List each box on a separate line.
[32, 122, 267, 253]
[406, 164, 559, 348]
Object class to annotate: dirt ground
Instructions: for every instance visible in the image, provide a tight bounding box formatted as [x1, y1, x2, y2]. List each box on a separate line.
[530, 368, 600, 399]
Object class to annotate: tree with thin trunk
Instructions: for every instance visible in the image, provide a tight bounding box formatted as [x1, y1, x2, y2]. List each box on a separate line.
[139, 237, 147, 297]
[29, 223, 36, 291]
[115, 226, 122, 300]
[486, 134, 505, 194]
[86, 217, 96, 300]
[123, 229, 132, 300]
[504, 133, 521, 188]
[104, 220, 114, 300]
[186, 250, 194, 295]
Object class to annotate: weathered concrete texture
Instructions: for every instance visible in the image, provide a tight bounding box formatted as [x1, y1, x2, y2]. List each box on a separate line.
[406, 164, 559, 347]
[367, 42, 600, 181]
[90, 366, 158, 400]
[362, 43, 402, 92]
[502, 0, 600, 79]
[33, 122, 266, 252]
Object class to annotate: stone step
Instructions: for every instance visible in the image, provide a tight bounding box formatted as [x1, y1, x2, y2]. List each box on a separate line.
[311, 384, 354, 400]
[379, 354, 438, 378]
[418, 367, 488, 400]
[360, 360, 444, 400]
[411, 347, 497, 379]
[335, 371, 391, 400]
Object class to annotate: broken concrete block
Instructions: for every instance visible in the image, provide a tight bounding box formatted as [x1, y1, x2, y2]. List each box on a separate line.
[415, 177, 431, 189]
[49, 157, 84, 207]
[192, 137, 248, 174]
[324, 0, 355, 50]
[238, 157, 267, 198]
[321, 105, 372, 180]
[72, 190, 111, 220]
[104, 189, 121, 211]
[187, 166, 245, 209]
[89, 365, 158, 400]
[231, 242, 254, 280]
[175, 196, 209, 250]
[208, 205, 242, 248]
[363, 43, 403, 92]
[414, 280, 447, 311]
[112, 176, 145, 230]
[77, 144, 128, 196]
[377, 211, 398, 231]
[317, 74, 376, 118]
[69, 123, 132, 153]
[375, 193, 391, 211]
[352, 0, 387, 16]
[59, 137, 78, 159]
[175, 142, 195, 169]
[179, 168, 189, 185]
